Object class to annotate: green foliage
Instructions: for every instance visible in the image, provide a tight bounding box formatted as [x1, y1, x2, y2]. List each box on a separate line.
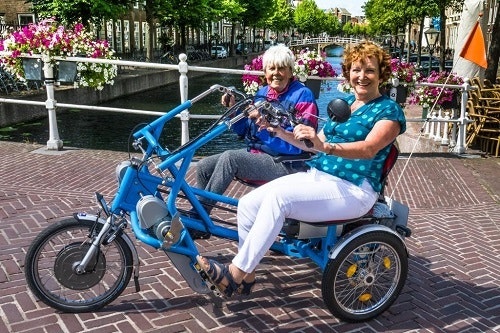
[323, 11, 342, 37]
[239, 0, 275, 30]
[29, 0, 132, 27]
[266, 0, 294, 33]
[294, 0, 326, 36]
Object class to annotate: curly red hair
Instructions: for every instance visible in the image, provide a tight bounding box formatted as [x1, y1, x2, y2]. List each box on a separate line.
[341, 40, 392, 83]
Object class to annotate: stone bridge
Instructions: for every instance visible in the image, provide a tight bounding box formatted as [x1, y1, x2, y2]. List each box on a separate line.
[289, 36, 362, 55]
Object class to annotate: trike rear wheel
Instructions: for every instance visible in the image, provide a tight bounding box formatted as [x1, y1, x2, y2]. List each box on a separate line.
[321, 230, 408, 322]
[24, 218, 133, 312]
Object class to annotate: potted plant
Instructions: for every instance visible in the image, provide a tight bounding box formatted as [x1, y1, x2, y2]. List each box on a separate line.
[0, 18, 117, 90]
[383, 58, 420, 104]
[242, 54, 265, 96]
[409, 70, 464, 116]
[241, 48, 336, 98]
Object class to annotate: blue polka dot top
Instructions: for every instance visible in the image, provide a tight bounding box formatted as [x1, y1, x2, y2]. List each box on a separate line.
[306, 94, 406, 192]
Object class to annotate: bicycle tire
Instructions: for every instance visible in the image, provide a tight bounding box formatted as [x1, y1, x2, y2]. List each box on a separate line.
[321, 230, 408, 322]
[24, 217, 133, 312]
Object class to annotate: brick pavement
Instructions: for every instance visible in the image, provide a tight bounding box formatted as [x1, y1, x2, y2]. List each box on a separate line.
[0, 140, 499, 333]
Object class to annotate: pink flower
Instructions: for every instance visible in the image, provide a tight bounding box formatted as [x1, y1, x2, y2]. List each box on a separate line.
[410, 71, 464, 107]
[0, 18, 117, 89]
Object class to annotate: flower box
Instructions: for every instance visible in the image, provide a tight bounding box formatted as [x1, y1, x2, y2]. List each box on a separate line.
[56, 61, 78, 83]
[305, 80, 321, 99]
[409, 71, 464, 109]
[241, 48, 336, 96]
[440, 91, 460, 109]
[22, 58, 43, 81]
[389, 85, 408, 104]
[0, 18, 117, 90]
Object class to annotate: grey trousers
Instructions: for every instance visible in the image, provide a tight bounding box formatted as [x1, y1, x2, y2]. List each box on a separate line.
[196, 148, 298, 207]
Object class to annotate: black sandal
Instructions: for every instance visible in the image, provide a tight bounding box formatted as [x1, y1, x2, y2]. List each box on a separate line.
[238, 279, 256, 296]
[196, 256, 240, 297]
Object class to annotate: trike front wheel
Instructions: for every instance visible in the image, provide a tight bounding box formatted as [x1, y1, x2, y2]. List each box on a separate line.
[24, 217, 133, 312]
[321, 230, 408, 322]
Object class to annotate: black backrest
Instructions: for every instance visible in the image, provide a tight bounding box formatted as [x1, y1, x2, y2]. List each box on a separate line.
[379, 143, 399, 196]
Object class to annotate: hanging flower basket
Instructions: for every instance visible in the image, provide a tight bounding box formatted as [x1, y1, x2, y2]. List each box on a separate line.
[409, 71, 464, 109]
[241, 48, 336, 96]
[439, 91, 460, 109]
[0, 18, 117, 90]
[56, 60, 78, 83]
[305, 79, 321, 99]
[22, 58, 43, 81]
[389, 85, 408, 104]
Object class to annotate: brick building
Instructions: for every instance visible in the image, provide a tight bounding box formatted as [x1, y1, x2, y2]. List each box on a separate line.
[0, 0, 35, 29]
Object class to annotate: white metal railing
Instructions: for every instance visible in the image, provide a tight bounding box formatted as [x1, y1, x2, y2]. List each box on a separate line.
[0, 52, 472, 154]
[406, 80, 474, 154]
[289, 37, 362, 47]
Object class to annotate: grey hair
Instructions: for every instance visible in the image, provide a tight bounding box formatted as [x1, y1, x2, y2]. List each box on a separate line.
[262, 44, 295, 71]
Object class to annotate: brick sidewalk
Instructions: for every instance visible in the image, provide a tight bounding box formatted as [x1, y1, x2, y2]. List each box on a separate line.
[0, 141, 499, 333]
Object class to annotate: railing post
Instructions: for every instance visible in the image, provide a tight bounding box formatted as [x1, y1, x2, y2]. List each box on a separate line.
[434, 109, 443, 142]
[441, 110, 450, 146]
[42, 55, 63, 150]
[452, 79, 471, 154]
[429, 110, 436, 139]
[178, 53, 189, 145]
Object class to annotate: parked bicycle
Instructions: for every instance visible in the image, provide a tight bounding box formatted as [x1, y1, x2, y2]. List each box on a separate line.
[24, 85, 411, 322]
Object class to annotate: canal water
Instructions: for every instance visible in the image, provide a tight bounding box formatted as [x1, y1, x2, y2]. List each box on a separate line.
[0, 55, 347, 156]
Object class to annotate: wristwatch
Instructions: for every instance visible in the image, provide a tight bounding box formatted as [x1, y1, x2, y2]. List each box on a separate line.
[327, 142, 336, 155]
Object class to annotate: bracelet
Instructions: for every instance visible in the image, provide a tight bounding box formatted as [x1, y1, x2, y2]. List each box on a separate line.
[327, 142, 336, 155]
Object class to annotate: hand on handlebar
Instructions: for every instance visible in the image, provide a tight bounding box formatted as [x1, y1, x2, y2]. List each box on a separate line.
[221, 93, 235, 107]
[293, 124, 317, 149]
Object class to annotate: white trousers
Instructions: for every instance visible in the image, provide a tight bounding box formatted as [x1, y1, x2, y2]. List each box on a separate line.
[233, 168, 378, 273]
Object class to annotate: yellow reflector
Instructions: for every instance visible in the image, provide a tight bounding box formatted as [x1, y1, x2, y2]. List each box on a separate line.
[359, 293, 372, 302]
[383, 257, 391, 269]
[346, 264, 357, 278]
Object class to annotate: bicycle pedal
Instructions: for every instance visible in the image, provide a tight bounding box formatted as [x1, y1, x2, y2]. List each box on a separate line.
[193, 261, 223, 297]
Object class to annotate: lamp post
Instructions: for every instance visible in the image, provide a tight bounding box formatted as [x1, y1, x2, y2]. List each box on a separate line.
[424, 25, 440, 76]
[397, 32, 405, 60]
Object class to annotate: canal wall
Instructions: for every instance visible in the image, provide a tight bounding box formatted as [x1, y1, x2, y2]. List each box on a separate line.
[0, 56, 250, 127]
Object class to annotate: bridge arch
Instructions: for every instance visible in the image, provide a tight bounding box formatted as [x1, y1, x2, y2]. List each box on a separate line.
[289, 37, 361, 56]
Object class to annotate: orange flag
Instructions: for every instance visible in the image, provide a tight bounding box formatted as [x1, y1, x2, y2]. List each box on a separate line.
[459, 21, 487, 68]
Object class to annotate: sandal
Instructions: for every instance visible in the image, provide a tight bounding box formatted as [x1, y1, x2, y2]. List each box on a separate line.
[196, 256, 240, 297]
[238, 279, 256, 296]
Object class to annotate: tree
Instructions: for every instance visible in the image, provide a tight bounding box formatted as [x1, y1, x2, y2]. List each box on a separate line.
[266, 0, 294, 38]
[294, 0, 326, 37]
[485, 5, 500, 82]
[29, 0, 132, 29]
[323, 10, 342, 37]
[157, 0, 215, 52]
[238, 0, 275, 51]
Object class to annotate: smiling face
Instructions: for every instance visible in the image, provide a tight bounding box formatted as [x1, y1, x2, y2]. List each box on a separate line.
[264, 63, 294, 92]
[349, 56, 383, 101]
[341, 41, 392, 101]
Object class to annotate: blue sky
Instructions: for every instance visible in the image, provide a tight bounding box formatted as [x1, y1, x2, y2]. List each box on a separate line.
[315, 0, 366, 17]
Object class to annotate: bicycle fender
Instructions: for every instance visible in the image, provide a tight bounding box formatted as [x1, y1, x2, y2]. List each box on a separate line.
[74, 213, 141, 288]
[328, 224, 408, 260]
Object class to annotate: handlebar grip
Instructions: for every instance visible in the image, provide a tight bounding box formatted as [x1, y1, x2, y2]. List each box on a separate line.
[223, 94, 232, 107]
[302, 139, 314, 148]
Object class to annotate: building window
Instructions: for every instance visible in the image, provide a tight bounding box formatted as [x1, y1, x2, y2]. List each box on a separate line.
[115, 21, 122, 53]
[106, 20, 114, 50]
[142, 22, 148, 50]
[134, 21, 140, 51]
[18, 14, 35, 26]
[124, 20, 130, 53]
